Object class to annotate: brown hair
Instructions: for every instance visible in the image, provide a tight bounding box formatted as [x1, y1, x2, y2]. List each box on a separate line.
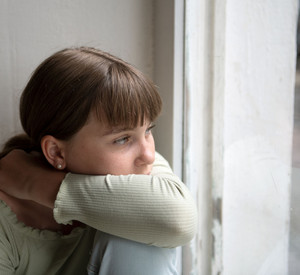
[1, 47, 162, 158]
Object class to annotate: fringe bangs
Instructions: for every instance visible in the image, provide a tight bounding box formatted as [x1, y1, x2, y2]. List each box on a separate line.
[94, 62, 162, 128]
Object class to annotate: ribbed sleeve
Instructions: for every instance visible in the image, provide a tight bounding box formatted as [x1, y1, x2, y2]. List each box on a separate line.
[53, 152, 197, 248]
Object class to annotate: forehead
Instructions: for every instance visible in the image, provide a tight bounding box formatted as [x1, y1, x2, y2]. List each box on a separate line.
[93, 103, 152, 126]
[86, 110, 150, 135]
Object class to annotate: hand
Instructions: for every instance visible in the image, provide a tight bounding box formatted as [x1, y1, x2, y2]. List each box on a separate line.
[0, 150, 66, 208]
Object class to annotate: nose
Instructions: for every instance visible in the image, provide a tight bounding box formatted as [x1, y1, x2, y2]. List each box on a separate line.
[135, 138, 155, 167]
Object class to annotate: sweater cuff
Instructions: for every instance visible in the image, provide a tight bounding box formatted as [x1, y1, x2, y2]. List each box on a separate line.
[53, 173, 74, 225]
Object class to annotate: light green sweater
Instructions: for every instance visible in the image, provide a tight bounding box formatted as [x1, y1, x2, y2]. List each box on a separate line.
[0, 153, 197, 274]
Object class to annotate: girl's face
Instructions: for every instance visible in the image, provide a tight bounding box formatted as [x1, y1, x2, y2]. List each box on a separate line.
[61, 112, 156, 175]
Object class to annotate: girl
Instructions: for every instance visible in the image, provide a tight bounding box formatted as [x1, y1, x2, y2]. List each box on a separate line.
[0, 47, 197, 274]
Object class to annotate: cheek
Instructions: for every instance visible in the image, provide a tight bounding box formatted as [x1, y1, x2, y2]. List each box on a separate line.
[102, 153, 136, 175]
[148, 136, 156, 155]
[64, 143, 103, 174]
[151, 136, 155, 149]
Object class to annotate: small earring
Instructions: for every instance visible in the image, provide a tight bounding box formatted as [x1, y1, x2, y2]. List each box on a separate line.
[57, 164, 62, 169]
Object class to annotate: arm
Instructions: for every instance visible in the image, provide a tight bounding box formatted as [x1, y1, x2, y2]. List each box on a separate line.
[55, 152, 197, 247]
[0, 150, 64, 209]
[0, 150, 197, 248]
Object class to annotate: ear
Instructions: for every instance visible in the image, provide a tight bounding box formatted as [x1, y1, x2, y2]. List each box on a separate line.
[41, 135, 66, 170]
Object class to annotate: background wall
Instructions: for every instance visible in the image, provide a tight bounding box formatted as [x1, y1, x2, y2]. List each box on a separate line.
[0, 0, 155, 149]
[0, 1, 184, 271]
[0, 0, 183, 271]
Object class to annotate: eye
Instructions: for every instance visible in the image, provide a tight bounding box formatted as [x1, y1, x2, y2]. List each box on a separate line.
[146, 124, 156, 135]
[114, 136, 130, 145]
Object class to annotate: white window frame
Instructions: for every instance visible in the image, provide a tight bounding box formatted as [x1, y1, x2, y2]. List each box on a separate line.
[154, 0, 297, 274]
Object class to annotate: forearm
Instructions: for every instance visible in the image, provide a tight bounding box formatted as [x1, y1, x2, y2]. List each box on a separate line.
[55, 173, 197, 247]
[30, 171, 65, 209]
[0, 150, 65, 208]
[0, 150, 198, 247]
[54, 153, 198, 247]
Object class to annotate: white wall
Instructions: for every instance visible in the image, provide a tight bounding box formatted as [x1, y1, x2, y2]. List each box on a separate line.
[0, 0, 154, 148]
[0, 0, 184, 272]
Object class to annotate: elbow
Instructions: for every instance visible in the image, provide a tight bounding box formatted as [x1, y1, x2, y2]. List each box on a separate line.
[175, 203, 198, 245]
[163, 200, 198, 247]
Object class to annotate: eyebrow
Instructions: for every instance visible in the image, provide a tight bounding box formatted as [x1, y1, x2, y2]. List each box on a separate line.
[102, 121, 153, 136]
[103, 127, 135, 136]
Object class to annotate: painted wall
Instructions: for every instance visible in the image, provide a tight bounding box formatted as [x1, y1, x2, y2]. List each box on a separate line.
[223, 0, 297, 274]
[0, 0, 154, 148]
